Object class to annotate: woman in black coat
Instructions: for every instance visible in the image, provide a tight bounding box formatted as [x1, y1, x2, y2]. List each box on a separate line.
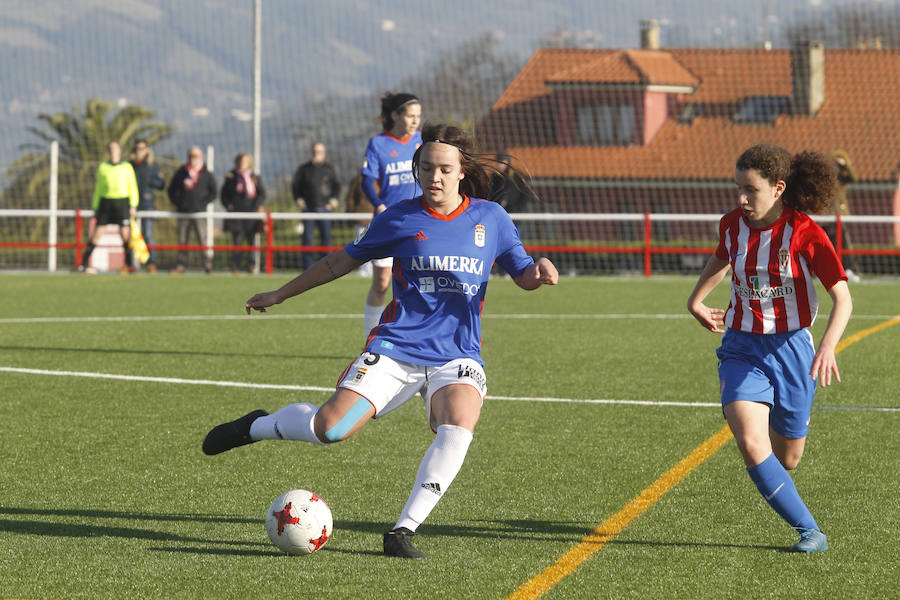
[221, 153, 266, 274]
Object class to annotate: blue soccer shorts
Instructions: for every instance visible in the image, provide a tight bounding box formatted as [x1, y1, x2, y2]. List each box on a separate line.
[716, 327, 817, 439]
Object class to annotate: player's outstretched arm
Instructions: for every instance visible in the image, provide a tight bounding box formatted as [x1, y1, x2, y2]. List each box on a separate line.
[687, 254, 730, 333]
[513, 257, 559, 291]
[246, 249, 362, 314]
[810, 280, 852, 386]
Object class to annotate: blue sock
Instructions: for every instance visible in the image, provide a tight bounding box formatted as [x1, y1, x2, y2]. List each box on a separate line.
[746, 453, 818, 531]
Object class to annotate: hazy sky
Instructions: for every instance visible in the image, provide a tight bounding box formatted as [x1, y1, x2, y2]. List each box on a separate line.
[1, 0, 895, 179]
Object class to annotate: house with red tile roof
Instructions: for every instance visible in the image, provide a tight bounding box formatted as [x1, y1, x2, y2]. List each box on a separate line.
[479, 34, 900, 246]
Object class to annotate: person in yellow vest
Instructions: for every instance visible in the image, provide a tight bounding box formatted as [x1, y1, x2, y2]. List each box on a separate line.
[79, 140, 139, 273]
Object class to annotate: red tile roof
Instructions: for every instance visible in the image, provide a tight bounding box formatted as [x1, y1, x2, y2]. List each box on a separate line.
[543, 50, 699, 88]
[546, 53, 642, 85]
[488, 48, 900, 182]
[623, 50, 700, 87]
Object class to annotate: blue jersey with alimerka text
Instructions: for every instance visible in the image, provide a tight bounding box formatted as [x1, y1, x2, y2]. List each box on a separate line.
[344, 196, 534, 366]
[361, 131, 422, 209]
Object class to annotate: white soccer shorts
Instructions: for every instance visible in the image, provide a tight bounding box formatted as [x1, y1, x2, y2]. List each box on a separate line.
[372, 256, 393, 268]
[337, 352, 487, 422]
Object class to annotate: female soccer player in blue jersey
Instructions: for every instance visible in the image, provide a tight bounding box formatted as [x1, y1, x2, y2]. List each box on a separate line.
[361, 92, 423, 334]
[687, 144, 853, 554]
[203, 123, 559, 559]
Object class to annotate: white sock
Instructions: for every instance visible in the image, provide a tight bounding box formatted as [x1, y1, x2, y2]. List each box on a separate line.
[249, 402, 325, 445]
[363, 303, 383, 334]
[394, 424, 473, 531]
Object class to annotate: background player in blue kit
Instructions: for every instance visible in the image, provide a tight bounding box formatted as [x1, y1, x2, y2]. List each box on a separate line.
[360, 92, 423, 334]
[203, 123, 559, 559]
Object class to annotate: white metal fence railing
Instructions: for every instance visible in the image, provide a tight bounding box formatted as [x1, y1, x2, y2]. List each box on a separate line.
[2, 208, 899, 276]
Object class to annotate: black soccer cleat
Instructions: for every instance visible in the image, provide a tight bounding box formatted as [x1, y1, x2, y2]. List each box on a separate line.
[383, 527, 425, 559]
[202, 409, 268, 455]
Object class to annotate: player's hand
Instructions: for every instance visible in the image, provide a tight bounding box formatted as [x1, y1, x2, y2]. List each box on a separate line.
[245, 291, 283, 314]
[688, 302, 725, 333]
[810, 347, 840, 386]
[535, 258, 559, 285]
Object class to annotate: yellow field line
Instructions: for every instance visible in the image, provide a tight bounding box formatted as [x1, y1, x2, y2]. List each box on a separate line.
[835, 316, 900, 353]
[505, 424, 733, 600]
[505, 316, 899, 600]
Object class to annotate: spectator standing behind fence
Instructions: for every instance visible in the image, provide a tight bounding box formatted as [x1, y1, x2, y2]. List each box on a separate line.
[826, 150, 861, 282]
[360, 92, 423, 334]
[130, 139, 165, 273]
[167, 146, 217, 274]
[292, 141, 341, 271]
[78, 141, 138, 274]
[222, 153, 266, 275]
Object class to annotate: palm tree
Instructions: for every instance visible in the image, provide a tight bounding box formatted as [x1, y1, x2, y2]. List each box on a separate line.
[1, 98, 174, 253]
[3, 97, 174, 212]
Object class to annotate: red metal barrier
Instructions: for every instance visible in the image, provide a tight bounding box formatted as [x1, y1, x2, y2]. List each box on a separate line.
[644, 212, 652, 278]
[74, 208, 83, 267]
[266, 211, 274, 274]
[5, 211, 900, 274]
[835, 214, 843, 263]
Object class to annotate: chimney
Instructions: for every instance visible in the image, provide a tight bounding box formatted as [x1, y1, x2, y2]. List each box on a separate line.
[640, 19, 660, 50]
[791, 41, 825, 117]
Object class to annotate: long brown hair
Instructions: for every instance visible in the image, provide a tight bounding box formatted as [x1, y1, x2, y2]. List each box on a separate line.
[736, 144, 837, 214]
[412, 123, 497, 199]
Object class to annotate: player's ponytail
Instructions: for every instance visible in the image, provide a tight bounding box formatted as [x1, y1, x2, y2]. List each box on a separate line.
[783, 151, 837, 214]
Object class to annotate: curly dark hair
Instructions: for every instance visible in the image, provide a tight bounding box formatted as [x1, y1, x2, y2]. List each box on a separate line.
[736, 144, 837, 214]
[412, 123, 497, 199]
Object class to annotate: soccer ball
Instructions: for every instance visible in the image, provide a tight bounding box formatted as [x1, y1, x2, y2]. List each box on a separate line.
[265, 489, 333, 555]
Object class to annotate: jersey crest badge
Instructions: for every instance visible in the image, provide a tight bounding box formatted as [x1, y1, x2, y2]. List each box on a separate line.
[474, 224, 485, 248]
[778, 248, 790, 270]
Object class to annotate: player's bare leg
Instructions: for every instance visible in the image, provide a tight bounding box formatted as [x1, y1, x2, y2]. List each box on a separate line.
[364, 264, 392, 333]
[770, 428, 807, 470]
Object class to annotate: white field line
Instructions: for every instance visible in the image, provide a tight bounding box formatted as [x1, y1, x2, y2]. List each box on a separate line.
[2, 366, 898, 412]
[1, 313, 898, 324]
[0, 366, 334, 393]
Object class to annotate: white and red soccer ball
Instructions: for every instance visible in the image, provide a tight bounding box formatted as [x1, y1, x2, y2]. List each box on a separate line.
[265, 489, 333, 555]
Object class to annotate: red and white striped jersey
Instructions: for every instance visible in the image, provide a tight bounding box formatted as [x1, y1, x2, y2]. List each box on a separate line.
[715, 207, 846, 334]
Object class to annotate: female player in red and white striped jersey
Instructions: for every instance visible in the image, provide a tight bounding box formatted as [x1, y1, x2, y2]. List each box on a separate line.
[687, 144, 852, 554]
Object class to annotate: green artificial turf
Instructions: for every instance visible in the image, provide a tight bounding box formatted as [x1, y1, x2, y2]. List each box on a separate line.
[0, 273, 896, 599]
